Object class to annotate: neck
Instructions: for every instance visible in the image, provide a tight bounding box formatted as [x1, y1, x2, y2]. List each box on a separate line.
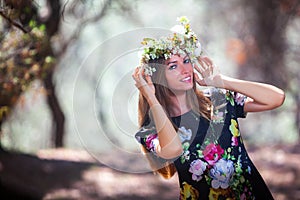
[168, 91, 191, 117]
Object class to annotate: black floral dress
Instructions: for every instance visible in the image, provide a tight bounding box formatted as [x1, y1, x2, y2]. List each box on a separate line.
[135, 88, 274, 200]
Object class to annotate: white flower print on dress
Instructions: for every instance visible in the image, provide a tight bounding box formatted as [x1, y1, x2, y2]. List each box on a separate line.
[182, 150, 190, 161]
[178, 126, 192, 142]
[209, 159, 234, 189]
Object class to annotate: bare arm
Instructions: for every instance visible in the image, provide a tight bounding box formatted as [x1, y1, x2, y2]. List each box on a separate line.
[195, 57, 285, 112]
[132, 67, 183, 159]
[221, 75, 285, 112]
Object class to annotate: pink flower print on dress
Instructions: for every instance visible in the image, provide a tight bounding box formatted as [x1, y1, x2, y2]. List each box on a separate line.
[145, 134, 159, 152]
[234, 93, 246, 106]
[231, 137, 238, 146]
[203, 143, 224, 166]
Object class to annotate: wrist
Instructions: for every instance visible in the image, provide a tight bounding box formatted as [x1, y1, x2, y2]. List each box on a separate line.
[219, 75, 237, 91]
[146, 94, 159, 106]
[208, 74, 226, 88]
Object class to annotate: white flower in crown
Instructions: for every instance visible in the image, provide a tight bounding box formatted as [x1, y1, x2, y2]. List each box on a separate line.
[171, 25, 186, 35]
[194, 42, 202, 57]
[143, 64, 156, 76]
[177, 16, 190, 24]
[140, 16, 203, 75]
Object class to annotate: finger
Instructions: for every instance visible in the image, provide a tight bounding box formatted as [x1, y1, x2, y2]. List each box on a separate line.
[145, 75, 153, 85]
[203, 57, 214, 75]
[199, 57, 214, 76]
[134, 66, 149, 90]
[193, 64, 204, 78]
[200, 57, 211, 70]
[138, 65, 146, 80]
[132, 67, 140, 81]
[194, 72, 201, 83]
[194, 58, 206, 72]
[194, 64, 204, 73]
[197, 57, 209, 71]
[132, 68, 137, 80]
[194, 73, 206, 86]
[202, 56, 213, 66]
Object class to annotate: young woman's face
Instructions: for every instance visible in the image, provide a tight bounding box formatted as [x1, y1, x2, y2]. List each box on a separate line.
[164, 54, 194, 93]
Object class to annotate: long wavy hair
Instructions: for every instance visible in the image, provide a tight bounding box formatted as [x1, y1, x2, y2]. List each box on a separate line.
[138, 57, 212, 179]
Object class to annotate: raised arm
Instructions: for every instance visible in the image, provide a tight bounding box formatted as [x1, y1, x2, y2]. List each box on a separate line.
[220, 75, 285, 112]
[132, 66, 183, 159]
[195, 57, 285, 113]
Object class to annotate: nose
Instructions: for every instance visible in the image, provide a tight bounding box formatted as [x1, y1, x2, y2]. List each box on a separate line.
[179, 62, 191, 75]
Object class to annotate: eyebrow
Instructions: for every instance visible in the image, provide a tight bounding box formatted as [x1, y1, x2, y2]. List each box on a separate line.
[167, 60, 177, 65]
[166, 55, 189, 65]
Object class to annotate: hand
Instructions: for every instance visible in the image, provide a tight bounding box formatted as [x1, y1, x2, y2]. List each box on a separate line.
[132, 65, 156, 101]
[194, 56, 223, 88]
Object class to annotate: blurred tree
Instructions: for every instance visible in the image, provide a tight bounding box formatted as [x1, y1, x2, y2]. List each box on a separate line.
[233, 0, 300, 137]
[237, 0, 299, 88]
[0, 0, 137, 198]
[0, 0, 65, 148]
[0, 0, 117, 148]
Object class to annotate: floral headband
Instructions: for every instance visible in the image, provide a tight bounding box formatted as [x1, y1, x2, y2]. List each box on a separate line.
[140, 16, 202, 76]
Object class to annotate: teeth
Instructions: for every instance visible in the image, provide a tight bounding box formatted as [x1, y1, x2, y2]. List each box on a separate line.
[181, 76, 191, 81]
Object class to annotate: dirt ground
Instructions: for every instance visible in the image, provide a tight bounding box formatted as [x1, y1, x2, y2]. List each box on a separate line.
[1, 144, 300, 200]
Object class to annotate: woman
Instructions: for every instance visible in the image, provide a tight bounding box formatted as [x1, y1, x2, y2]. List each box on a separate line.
[132, 17, 285, 200]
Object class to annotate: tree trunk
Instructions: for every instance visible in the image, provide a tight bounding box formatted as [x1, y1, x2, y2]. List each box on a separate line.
[239, 0, 288, 90]
[42, 0, 65, 147]
[1, 0, 66, 148]
[43, 71, 65, 148]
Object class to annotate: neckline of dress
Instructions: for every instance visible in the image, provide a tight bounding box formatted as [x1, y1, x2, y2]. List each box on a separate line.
[170, 109, 192, 118]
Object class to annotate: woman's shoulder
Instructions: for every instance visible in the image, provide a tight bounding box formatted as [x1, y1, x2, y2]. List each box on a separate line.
[202, 87, 247, 106]
[202, 87, 228, 106]
[202, 87, 247, 119]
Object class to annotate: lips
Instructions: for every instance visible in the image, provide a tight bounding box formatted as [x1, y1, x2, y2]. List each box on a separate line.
[180, 76, 192, 83]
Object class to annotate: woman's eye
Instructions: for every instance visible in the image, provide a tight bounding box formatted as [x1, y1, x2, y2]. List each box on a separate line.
[169, 65, 177, 70]
[184, 59, 191, 63]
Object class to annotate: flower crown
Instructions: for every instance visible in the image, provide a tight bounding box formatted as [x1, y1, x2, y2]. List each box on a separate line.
[140, 16, 202, 75]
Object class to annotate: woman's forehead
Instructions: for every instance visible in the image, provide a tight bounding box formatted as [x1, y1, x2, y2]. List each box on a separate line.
[167, 54, 188, 62]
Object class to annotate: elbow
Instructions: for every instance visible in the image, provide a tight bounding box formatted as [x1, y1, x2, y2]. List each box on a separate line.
[171, 147, 184, 158]
[274, 90, 285, 108]
[159, 146, 183, 160]
[269, 89, 285, 109]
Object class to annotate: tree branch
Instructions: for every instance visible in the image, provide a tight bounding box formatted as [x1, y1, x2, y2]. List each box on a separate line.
[0, 11, 28, 33]
[57, 0, 111, 57]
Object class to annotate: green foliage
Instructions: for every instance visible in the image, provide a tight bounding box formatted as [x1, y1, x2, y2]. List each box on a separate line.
[0, 24, 55, 110]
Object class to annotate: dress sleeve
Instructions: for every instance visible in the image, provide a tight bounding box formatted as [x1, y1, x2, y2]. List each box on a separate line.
[135, 123, 160, 155]
[204, 88, 247, 119]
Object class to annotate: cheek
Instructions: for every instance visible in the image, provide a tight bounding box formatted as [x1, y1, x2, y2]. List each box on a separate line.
[165, 73, 173, 87]
[165, 73, 182, 90]
[187, 63, 194, 71]
[165, 68, 180, 79]
[165, 71, 176, 88]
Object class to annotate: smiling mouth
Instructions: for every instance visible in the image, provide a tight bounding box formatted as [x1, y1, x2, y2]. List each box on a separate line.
[180, 76, 192, 82]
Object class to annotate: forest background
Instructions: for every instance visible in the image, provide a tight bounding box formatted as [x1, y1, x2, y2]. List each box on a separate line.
[0, 0, 299, 199]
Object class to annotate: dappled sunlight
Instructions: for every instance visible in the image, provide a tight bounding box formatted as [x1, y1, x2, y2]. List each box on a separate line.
[82, 167, 178, 198]
[248, 145, 300, 199]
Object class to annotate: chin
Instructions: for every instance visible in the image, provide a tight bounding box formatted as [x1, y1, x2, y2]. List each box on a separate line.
[185, 83, 194, 90]
[181, 84, 194, 91]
